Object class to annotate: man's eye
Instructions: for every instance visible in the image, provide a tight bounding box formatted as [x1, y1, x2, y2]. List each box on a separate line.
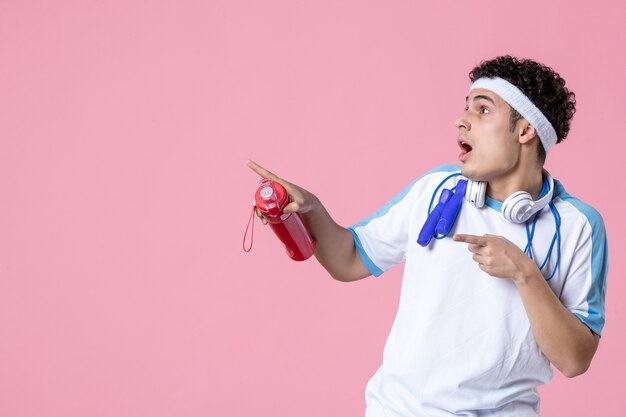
[480, 106, 490, 114]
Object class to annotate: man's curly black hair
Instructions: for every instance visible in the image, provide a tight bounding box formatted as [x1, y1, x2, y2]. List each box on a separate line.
[469, 56, 576, 163]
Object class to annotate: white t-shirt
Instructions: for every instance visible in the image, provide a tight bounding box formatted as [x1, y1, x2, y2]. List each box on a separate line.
[348, 165, 608, 417]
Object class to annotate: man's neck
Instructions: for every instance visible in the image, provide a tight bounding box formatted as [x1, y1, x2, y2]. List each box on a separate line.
[486, 167, 544, 202]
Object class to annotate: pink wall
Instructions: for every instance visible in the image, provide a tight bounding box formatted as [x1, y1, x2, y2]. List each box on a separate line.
[1, 1, 624, 415]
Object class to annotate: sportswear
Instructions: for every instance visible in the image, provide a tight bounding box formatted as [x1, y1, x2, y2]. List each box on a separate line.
[348, 165, 608, 417]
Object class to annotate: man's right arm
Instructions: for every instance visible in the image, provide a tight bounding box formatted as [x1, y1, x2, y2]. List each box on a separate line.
[301, 198, 371, 282]
[246, 160, 370, 282]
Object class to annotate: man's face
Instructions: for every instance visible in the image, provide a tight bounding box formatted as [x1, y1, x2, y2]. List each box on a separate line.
[454, 88, 520, 182]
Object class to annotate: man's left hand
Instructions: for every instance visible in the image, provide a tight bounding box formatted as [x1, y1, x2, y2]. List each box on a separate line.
[452, 234, 536, 283]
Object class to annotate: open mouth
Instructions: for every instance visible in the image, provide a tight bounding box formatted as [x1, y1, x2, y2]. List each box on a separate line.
[458, 139, 473, 161]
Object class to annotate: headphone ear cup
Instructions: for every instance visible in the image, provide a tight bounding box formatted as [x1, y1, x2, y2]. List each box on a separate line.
[465, 180, 486, 208]
[502, 191, 533, 223]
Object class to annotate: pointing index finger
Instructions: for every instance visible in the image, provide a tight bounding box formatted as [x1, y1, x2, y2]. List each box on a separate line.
[452, 234, 486, 245]
[246, 159, 277, 180]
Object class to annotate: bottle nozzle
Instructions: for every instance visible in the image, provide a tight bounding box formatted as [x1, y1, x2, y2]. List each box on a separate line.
[257, 178, 282, 216]
[260, 185, 276, 201]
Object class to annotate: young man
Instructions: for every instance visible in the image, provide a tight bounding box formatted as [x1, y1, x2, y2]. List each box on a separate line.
[247, 56, 608, 416]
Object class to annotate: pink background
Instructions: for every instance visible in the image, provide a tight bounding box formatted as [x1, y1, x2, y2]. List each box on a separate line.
[1, 1, 624, 416]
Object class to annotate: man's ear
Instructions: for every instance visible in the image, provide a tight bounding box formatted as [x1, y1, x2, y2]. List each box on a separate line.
[518, 120, 538, 145]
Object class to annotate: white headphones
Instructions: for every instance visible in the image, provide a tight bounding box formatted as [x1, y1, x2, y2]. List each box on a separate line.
[464, 171, 554, 223]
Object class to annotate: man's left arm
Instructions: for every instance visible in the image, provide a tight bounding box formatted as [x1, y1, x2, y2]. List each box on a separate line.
[453, 233, 600, 378]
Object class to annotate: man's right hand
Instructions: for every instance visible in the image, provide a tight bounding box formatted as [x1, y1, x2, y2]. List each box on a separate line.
[245, 159, 370, 282]
[246, 159, 320, 225]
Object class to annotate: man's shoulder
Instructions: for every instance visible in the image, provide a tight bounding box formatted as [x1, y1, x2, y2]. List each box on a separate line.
[422, 164, 462, 177]
[406, 164, 462, 188]
[553, 179, 606, 231]
[392, 164, 462, 200]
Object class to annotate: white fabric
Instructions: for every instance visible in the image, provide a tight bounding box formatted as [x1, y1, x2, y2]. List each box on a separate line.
[470, 77, 558, 153]
[349, 166, 607, 417]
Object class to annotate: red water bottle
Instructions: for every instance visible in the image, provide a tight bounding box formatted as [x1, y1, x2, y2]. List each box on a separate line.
[253, 178, 316, 261]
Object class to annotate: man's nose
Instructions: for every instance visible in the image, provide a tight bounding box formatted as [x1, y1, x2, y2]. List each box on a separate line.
[454, 112, 470, 131]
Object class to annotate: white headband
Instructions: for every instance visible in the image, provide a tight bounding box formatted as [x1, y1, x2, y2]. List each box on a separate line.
[470, 77, 558, 153]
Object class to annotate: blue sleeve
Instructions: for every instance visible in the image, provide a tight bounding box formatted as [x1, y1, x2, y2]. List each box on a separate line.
[557, 186, 609, 336]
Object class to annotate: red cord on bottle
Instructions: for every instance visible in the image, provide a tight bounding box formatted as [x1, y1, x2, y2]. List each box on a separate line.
[242, 205, 255, 253]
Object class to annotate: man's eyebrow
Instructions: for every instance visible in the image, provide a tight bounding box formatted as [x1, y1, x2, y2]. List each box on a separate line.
[471, 94, 496, 105]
